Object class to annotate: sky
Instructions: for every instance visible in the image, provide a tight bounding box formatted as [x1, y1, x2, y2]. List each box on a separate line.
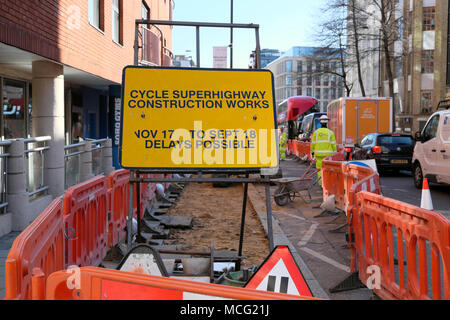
[172, 0, 329, 69]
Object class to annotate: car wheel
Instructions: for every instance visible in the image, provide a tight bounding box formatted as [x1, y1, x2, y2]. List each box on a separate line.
[414, 163, 423, 189]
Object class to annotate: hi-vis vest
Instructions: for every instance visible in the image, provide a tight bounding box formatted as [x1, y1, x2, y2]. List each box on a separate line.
[280, 132, 287, 146]
[311, 128, 337, 157]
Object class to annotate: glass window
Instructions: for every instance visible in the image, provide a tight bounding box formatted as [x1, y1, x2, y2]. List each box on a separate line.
[422, 115, 440, 141]
[297, 76, 303, 86]
[286, 74, 292, 86]
[297, 61, 302, 73]
[315, 88, 321, 100]
[112, 0, 121, 43]
[315, 76, 321, 86]
[423, 6, 435, 31]
[2, 79, 27, 139]
[420, 90, 433, 114]
[421, 50, 434, 73]
[441, 115, 450, 142]
[307, 61, 312, 73]
[89, 0, 102, 30]
[142, 2, 149, 20]
[285, 60, 292, 73]
[297, 87, 302, 96]
[307, 74, 312, 86]
[307, 87, 312, 97]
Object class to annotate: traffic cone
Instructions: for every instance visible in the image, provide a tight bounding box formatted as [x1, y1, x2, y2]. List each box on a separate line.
[420, 178, 433, 210]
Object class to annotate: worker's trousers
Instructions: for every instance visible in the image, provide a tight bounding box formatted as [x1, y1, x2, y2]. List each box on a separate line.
[280, 144, 286, 160]
[315, 156, 326, 186]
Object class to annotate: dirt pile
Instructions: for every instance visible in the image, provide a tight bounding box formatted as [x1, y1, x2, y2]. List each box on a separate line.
[165, 182, 270, 268]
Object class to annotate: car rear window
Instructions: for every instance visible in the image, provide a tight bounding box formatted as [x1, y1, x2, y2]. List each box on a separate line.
[378, 135, 413, 146]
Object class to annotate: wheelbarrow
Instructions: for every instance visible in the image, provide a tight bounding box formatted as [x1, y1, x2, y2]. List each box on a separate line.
[272, 162, 319, 206]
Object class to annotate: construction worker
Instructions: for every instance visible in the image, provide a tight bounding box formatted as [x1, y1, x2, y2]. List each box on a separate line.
[279, 126, 287, 161]
[311, 115, 337, 186]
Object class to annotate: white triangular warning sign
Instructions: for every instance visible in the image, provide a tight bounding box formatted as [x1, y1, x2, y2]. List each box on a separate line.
[245, 246, 313, 297]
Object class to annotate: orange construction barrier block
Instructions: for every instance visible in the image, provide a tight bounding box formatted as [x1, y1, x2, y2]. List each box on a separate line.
[63, 176, 108, 267]
[4, 198, 64, 300]
[107, 169, 130, 247]
[352, 191, 450, 300]
[45, 267, 321, 300]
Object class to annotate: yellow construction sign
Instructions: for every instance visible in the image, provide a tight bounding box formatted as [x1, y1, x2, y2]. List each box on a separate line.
[120, 67, 278, 170]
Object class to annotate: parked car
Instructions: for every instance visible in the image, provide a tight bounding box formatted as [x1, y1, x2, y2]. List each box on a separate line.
[412, 106, 450, 188]
[352, 133, 415, 173]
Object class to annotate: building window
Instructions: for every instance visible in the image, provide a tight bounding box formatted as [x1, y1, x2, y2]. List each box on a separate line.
[423, 7, 435, 31]
[331, 88, 336, 99]
[286, 74, 292, 86]
[297, 87, 302, 96]
[89, 0, 103, 31]
[315, 88, 321, 100]
[421, 50, 434, 74]
[420, 91, 433, 114]
[286, 87, 292, 98]
[323, 75, 329, 87]
[315, 76, 321, 87]
[112, 0, 122, 44]
[315, 62, 321, 72]
[285, 60, 292, 73]
[297, 61, 302, 73]
[307, 88, 312, 97]
[323, 88, 329, 100]
[2, 78, 28, 139]
[307, 74, 312, 86]
[331, 75, 336, 87]
[297, 76, 303, 86]
[307, 61, 312, 73]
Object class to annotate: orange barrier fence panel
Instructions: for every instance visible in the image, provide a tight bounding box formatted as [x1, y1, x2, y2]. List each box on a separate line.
[107, 169, 130, 247]
[45, 267, 320, 300]
[295, 141, 301, 158]
[346, 173, 382, 273]
[4, 198, 64, 300]
[321, 160, 346, 209]
[352, 191, 450, 300]
[63, 176, 108, 268]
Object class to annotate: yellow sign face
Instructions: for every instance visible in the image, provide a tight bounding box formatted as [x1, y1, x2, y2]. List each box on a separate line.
[120, 67, 278, 170]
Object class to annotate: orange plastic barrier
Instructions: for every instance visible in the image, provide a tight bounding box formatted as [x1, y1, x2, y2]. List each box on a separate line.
[43, 267, 319, 300]
[107, 169, 130, 247]
[4, 199, 64, 300]
[351, 192, 450, 300]
[322, 154, 381, 213]
[63, 176, 108, 267]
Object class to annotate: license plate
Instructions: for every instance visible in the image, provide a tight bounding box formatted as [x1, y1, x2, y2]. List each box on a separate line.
[391, 159, 408, 164]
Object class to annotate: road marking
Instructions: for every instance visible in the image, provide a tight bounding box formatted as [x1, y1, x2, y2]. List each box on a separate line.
[297, 223, 319, 247]
[300, 247, 351, 273]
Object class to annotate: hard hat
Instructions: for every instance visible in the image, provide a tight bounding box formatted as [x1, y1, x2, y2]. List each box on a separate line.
[320, 115, 330, 123]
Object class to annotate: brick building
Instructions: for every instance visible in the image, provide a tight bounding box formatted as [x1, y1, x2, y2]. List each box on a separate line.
[0, 0, 173, 234]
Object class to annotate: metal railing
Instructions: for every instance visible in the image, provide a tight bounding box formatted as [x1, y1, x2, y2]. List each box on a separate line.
[64, 141, 85, 190]
[64, 138, 109, 190]
[87, 138, 108, 177]
[24, 136, 50, 198]
[0, 140, 12, 214]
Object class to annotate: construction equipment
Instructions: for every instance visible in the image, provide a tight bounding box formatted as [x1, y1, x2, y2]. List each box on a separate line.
[272, 162, 319, 206]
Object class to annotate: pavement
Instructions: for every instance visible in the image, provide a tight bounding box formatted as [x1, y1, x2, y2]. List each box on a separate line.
[248, 156, 374, 300]
[0, 232, 20, 300]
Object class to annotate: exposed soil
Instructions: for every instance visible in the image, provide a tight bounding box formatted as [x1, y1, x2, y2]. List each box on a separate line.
[164, 181, 270, 268]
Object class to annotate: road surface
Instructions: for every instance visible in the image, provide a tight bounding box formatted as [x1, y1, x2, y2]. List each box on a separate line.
[379, 170, 450, 219]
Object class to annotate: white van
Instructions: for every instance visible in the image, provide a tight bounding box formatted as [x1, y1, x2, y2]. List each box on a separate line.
[413, 106, 450, 188]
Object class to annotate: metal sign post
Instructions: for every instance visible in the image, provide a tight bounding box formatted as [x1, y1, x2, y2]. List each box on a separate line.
[125, 19, 273, 266]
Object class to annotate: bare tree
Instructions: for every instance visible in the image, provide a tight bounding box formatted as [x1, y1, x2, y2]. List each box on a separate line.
[314, 16, 354, 97]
